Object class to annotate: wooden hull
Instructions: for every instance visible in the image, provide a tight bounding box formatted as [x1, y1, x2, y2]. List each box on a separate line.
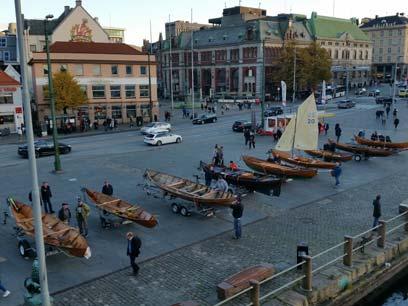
[200, 161, 282, 196]
[144, 169, 235, 207]
[272, 150, 336, 169]
[84, 189, 157, 228]
[304, 150, 353, 162]
[242, 155, 317, 178]
[8, 198, 90, 258]
[354, 135, 408, 149]
[328, 139, 394, 157]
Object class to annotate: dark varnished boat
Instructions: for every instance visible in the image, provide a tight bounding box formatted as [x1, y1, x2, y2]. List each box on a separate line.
[242, 155, 317, 178]
[84, 188, 157, 228]
[328, 139, 394, 157]
[304, 149, 353, 162]
[200, 161, 282, 196]
[354, 135, 408, 149]
[8, 197, 91, 258]
[144, 169, 235, 206]
[271, 150, 336, 169]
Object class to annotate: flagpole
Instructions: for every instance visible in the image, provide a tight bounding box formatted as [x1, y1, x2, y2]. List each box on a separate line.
[191, 8, 195, 119]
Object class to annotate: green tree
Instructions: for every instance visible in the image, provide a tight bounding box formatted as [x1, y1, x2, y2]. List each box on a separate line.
[274, 41, 301, 94]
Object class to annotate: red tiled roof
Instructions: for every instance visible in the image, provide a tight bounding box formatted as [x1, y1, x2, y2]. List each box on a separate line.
[0, 70, 20, 86]
[47, 41, 145, 55]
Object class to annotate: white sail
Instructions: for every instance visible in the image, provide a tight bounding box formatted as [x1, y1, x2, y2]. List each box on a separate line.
[275, 116, 296, 151]
[294, 94, 318, 150]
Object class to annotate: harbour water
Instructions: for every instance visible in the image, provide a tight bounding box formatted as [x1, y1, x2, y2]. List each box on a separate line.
[375, 277, 408, 306]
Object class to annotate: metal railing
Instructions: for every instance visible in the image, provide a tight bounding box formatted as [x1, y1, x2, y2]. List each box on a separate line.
[214, 204, 408, 306]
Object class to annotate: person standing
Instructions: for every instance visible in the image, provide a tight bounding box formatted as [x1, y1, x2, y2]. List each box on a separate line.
[40, 182, 54, 214]
[75, 198, 90, 237]
[0, 278, 10, 298]
[394, 117, 400, 129]
[102, 180, 113, 196]
[214, 175, 229, 192]
[393, 108, 398, 118]
[372, 195, 382, 229]
[126, 232, 141, 275]
[249, 131, 256, 149]
[204, 166, 213, 187]
[58, 203, 71, 225]
[231, 197, 244, 239]
[386, 105, 391, 117]
[244, 128, 250, 146]
[324, 123, 329, 135]
[331, 162, 342, 186]
[335, 124, 342, 143]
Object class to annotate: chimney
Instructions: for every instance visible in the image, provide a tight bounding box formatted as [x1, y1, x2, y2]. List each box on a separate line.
[64, 6, 70, 15]
[94, 17, 99, 23]
[375, 15, 378, 19]
[75, 0, 82, 7]
[400, 13, 405, 16]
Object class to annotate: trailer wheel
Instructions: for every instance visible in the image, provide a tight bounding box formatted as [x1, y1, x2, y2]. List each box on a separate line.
[354, 154, 362, 162]
[171, 203, 180, 214]
[180, 206, 190, 217]
[18, 239, 32, 257]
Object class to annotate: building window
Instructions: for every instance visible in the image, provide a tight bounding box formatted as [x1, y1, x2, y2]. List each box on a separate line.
[92, 85, 105, 99]
[94, 106, 107, 120]
[328, 42, 332, 46]
[111, 65, 118, 75]
[379, 48, 383, 53]
[379, 56, 382, 62]
[398, 29, 402, 35]
[0, 115, 14, 124]
[230, 49, 239, 62]
[389, 30, 392, 36]
[126, 105, 137, 119]
[320, 41, 325, 46]
[387, 47, 391, 53]
[381, 31, 384, 37]
[110, 85, 121, 99]
[0, 38, 6, 47]
[140, 66, 147, 75]
[30, 44, 36, 52]
[353, 50, 357, 59]
[365, 50, 369, 60]
[80, 85, 87, 97]
[126, 65, 133, 75]
[92, 64, 101, 76]
[387, 56, 391, 62]
[335, 42, 339, 46]
[0, 93, 13, 104]
[334, 50, 339, 59]
[139, 85, 149, 97]
[111, 105, 122, 119]
[3, 51, 10, 61]
[75, 64, 83, 76]
[125, 85, 136, 98]
[42, 85, 50, 100]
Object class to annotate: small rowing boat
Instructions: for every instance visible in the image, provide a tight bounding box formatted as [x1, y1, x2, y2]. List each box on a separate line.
[271, 150, 336, 169]
[354, 135, 408, 149]
[304, 149, 353, 162]
[328, 139, 394, 157]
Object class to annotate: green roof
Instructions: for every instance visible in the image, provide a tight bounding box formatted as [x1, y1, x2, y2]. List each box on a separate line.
[308, 13, 369, 41]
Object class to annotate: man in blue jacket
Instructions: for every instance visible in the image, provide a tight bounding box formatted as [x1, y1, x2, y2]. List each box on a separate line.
[331, 162, 342, 186]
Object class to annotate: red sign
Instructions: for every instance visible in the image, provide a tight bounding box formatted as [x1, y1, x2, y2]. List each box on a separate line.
[15, 107, 23, 114]
[0, 87, 17, 92]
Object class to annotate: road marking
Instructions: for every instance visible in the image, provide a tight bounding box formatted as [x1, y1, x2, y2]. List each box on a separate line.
[68, 178, 77, 182]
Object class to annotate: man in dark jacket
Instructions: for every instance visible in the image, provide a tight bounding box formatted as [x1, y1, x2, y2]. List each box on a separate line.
[394, 117, 400, 129]
[372, 195, 381, 229]
[231, 197, 244, 239]
[126, 232, 141, 275]
[335, 124, 342, 143]
[58, 203, 71, 225]
[331, 162, 342, 186]
[102, 180, 113, 196]
[40, 182, 54, 214]
[243, 128, 250, 146]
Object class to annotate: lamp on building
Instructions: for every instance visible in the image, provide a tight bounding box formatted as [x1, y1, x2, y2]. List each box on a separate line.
[44, 14, 62, 172]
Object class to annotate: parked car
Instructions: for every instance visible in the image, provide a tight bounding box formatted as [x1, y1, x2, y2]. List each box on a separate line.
[355, 88, 367, 96]
[140, 122, 171, 135]
[337, 99, 356, 109]
[232, 120, 252, 132]
[375, 96, 393, 105]
[144, 132, 182, 146]
[398, 89, 408, 98]
[192, 114, 217, 124]
[18, 140, 72, 158]
[368, 89, 381, 97]
[264, 106, 284, 117]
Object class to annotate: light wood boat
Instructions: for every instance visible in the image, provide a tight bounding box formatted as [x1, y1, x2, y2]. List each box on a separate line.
[354, 135, 408, 149]
[8, 198, 91, 258]
[304, 149, 353, 162]
[242, 155, 317, 178]
[144, 169, 235, 206]
[328, 139, 394, 157]
[84, 189, 157, 228]
[271, 150, 336, 169]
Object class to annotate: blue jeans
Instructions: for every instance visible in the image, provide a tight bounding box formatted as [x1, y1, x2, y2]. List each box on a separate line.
[335, 175, 340, 186]
[373, 217, 380, 228]
[234, 218, 242, 238]
[0, 281, 7, 292]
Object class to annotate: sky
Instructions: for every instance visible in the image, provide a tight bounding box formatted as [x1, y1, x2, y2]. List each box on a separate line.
[0, 0, 407, 45]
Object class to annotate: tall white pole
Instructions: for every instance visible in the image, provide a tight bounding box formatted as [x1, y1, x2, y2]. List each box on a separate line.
[292, 47, 296, 104]
[169, 14, 174, 111]
[191, 8, 195, 118]
[14, 1, 51, 305]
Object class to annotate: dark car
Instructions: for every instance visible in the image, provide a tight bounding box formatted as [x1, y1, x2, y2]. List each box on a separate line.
[337, 99, 356, 109]
[232, 120, 252, 132]
[264, 106, 283, 117]
[192, 114, 217, 124]
[375, 96, 393, 105]
[18, 140, 72, 158]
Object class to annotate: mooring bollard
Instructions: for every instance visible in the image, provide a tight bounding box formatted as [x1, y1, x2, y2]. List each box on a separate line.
[249, 279, 260, 306]
[343, 236, 353, 267]
[377, 220, 386, 248]
[302, 255, 312, 291]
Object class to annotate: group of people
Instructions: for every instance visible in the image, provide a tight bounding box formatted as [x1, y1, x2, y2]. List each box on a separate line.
[318, 122, 329, 135]
[370, 131, 392, 143]
[243, 128, 256, 149]
[102, 118, 118, 132]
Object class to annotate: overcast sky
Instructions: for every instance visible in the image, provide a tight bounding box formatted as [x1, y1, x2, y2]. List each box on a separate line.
[1, 0, 406, 45]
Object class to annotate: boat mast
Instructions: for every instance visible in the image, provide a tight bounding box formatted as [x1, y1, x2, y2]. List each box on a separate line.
[291, 108, 298, 157]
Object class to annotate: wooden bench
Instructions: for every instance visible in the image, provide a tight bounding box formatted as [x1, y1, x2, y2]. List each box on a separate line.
[217, 263, 275, 300]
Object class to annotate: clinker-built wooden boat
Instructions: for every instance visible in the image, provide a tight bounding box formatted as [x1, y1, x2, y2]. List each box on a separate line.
[354, 135, 408, 149]
[8, 197, 91, 258]
[328, 139, 394, 157]
[144, 169, 235, 206]
[242, 155, 317, 178]
[271, 150, 336, 169]
[84, 188, 157, 228]
[304, 149, 353, 162]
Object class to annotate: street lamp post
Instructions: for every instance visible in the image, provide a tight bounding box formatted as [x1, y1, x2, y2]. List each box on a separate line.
[392, 56, 403, 109]
[261, 39, 265, 128]
[44, 14, 62, 172]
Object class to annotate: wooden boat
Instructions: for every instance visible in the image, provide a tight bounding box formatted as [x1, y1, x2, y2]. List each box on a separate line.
[200, 161, 283, 196]
[217, 263, 275, 299]
[304, 149, 353, 162]
[144, 169, 235, 206]
[328, 139, 394, 157]
[271, 150, 336, 169]
[354, 135, 408, 149]
[242, 155, 317, 178]
[8, 197, 91, 258]
[84, 188, 157, 228]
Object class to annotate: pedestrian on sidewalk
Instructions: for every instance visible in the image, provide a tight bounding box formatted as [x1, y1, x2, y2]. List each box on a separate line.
[126, 232, 141, 275]
[102, 180, 113, 196]
[244, 128, 250, 146]
[249, 131, 256, 149]
[372, 195, 382, 229]
[40, 182, 54, 214]
[0, 278, 10, 298]
[324, 123, 329, 135]
[330, 162, 342, 187]
[386, 105, 391, 117]
[75, 197, 90, 237]
[335, 124, 342, 143]
[231, 196, 243, 239]
[394, 117, 400, 129]
[393, 108, 398, 118]
[58, 203, 71, 225]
